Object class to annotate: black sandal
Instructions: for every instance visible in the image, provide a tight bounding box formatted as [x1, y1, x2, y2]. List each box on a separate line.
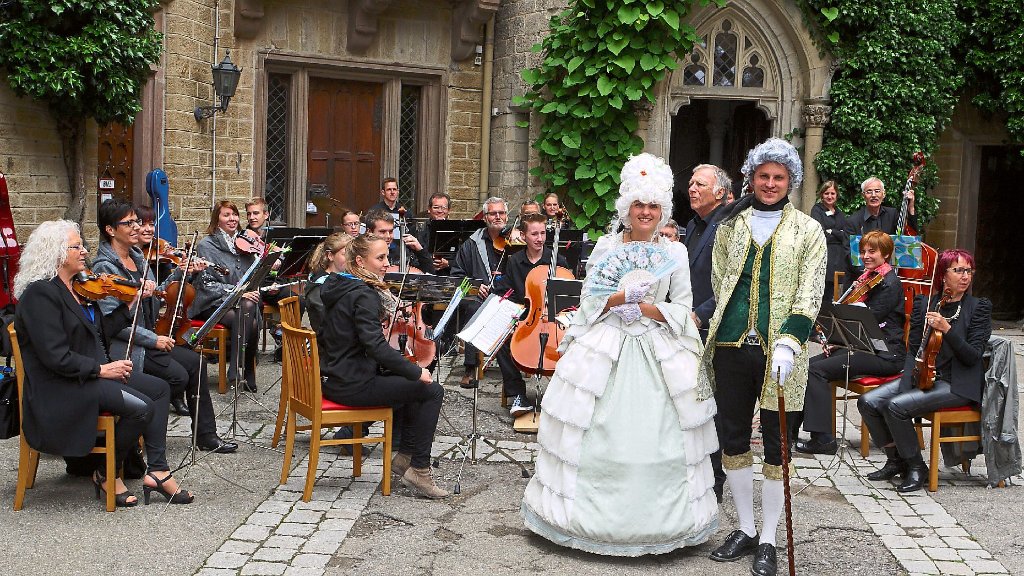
[92, 470, 138, 508]
[142, 472, 195, 505]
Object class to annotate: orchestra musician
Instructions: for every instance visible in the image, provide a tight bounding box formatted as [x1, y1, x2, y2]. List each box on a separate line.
[341, 210, 362, 238]
[316, 233, 448, 499]
[92, 200, 237, 455]
[191, 201, 261, 393]
[13, 220, 193, 506]
[368, 177, 403, 220]
[858, 249, 991, 493]
[542, 192, 574, 230]
[509, 200, 541, 244]
[844, 176, 917, 236]
[450, 197, 526, 397]
[794, 230, 905, 456]
[491, 213, 566, 416]
[304, 232, 353, 334]
[364, 209, 435, 274]
[414, 192, 452, 274]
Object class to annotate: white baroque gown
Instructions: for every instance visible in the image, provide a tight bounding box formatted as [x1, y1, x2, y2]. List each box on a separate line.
[521, 234, 719, 556]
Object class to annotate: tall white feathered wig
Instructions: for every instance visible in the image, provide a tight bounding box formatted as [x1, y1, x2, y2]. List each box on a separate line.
[614, 153, 674, 231]
[739, 137, 803, 193]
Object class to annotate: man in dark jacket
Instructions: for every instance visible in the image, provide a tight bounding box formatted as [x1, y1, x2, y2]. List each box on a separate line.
[844, 176, 917, 237]
[683, 163, 731, 503]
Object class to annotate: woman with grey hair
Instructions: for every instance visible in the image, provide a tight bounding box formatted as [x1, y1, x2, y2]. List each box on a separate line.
[13, 220, 193, 507]
[522, 153, 718, 556]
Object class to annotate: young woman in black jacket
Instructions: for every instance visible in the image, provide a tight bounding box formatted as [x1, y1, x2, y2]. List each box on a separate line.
[859, 248, 992, 492]
[316, 234, 448, 499]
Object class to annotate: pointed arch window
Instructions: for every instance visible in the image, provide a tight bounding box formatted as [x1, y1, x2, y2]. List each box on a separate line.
[680, 18, 773, 92]
[713, 20, 737, 86]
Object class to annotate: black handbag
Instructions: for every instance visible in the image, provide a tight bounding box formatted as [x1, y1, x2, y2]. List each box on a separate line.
[0, 368, 19, 439]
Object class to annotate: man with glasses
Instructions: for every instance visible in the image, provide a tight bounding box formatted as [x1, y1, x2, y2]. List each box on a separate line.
[415, 192, 452, 274]
[844, 176, 917, 237]
[364, 209, 435, 273]
[659, 219, 681, 242]
[450, 198, 529, 414]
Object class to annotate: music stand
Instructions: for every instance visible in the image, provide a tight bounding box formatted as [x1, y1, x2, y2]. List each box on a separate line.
[189, 249, 283, 451]
[545, 230, 586, 274]
[427, 220, 485, 263]
[546, 278, 582, 320]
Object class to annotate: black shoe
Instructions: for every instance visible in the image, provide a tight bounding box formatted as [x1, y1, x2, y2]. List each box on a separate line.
[897, 460, 928, 493]
[509, 394, 534, 417]
[197, 436, 238, 453]
[710, 529, 760, 562]
[243, 379, 257, 393]
[459, 369, 478, 389]
[273, 346, 283, 363]
[170, 397, 190, 417]
[867, 458, 907, 481]
[794, 436, 838, 455]
[750, 543, 777, 576]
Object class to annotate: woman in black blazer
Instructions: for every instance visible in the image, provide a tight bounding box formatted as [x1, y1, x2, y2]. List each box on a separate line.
[858, 248, 992, 492]
[810, 180, 850, 303]
[13, 220, 193, 506]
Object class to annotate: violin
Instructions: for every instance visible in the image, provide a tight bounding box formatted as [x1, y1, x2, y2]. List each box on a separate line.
[835, 269, 884, 304]
[154, 280, 196, 345]
[912, 290, 951, 391]
[146, 238, 228, 275]
[235, 230, 268, 255]
[384, 303, 436, 368]
[510, 209, 575, 376]
[72, 271, 144, 303]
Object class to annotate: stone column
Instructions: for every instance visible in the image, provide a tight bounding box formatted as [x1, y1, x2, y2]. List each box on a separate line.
[800, 102, 831, 213]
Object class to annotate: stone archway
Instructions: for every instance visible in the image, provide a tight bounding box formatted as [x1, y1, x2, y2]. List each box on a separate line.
[643, 0, 833, 210]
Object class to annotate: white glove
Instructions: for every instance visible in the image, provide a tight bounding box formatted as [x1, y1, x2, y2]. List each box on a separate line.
[770, 343, 795, 385]
[611, 303, 642, 324]
[623, 282, 651, 304]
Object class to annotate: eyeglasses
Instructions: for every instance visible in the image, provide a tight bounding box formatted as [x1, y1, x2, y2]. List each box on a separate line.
[342, 221, 360, 228]
[116, 218, 143, 228]
[659, 232, 677, 239]
[950, 267, 975, 276]
[430, 205, 449, 211]
[864, 189, 884, 196]
[67, 244, 86, 252]
[485, 211, 507, 217]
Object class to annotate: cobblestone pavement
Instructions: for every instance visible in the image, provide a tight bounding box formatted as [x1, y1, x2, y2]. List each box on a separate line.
[1, 325, 1021, 575]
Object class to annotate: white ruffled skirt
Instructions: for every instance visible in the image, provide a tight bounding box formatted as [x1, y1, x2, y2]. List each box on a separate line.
[521, 319, 719, 556]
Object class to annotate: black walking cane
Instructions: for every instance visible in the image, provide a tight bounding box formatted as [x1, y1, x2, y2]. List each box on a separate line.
[777, 368, 797, 576]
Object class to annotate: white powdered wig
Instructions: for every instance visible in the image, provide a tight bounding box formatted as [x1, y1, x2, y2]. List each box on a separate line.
[740, 137, 803, 193]
[614, 153, 674, 229]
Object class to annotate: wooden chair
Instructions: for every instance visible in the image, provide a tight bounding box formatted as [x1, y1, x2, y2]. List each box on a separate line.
[8, 325, 118, 512]
[271, 295, 303, 448]
[262, 302, 280, 352]
[914, 406, 983, 492]
[190, 320, 229, 393]
[278, 321, 392, 501]
[831, 372, 903, 456]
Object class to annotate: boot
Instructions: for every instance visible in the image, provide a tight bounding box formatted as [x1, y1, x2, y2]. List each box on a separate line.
[867, 448, 906, 481]
[401, 466, 450, 499]
[897, 456, 928, 493]
[391, 453, 412, 478]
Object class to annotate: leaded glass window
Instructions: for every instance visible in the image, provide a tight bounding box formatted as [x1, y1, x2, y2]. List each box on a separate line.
[263, 73, 289, 221]
[713, 21, 737, 87]
[398, 85, 421, 213]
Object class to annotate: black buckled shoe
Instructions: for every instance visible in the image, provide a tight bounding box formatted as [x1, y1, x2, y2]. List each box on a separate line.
[750, 543, 778, 576]
[170, 397, 190, 417]
[867, 458, 906, 482]
[794, 436, 838, 455]
[197, 436, 239, 454]
[710, 529, 760, 562]
[897, 460, 928, 493]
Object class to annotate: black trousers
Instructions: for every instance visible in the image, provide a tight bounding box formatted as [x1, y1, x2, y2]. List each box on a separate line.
[858, 380, 966, 459]
[102, 371, 172, 471]
[144, 347, 216, 439]
[802, 351, 901, 435]
[198, 299, 260, 388]
[712, 345, 799, 467]
[458, 298, 526, 398]
[324, 376, 444, 469]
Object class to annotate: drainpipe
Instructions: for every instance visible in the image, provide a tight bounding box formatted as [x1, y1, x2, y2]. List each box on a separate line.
[478, 15, 495, 205]
[209, 0, 221, 207]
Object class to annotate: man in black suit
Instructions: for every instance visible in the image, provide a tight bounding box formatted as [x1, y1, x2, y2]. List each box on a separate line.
[844, 176, 917, 237]
[683, 163, 731, 503]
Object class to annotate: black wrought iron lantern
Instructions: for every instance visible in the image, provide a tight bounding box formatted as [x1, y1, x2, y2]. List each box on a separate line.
[194, 51, 242, 121]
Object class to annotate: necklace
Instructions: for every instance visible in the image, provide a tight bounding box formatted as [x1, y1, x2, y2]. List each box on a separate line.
[940, 301, 962, 322]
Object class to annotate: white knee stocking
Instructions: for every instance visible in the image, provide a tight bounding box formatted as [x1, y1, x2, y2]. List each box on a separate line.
[726, 466, 756, 538]
[760, 478, 785, 546]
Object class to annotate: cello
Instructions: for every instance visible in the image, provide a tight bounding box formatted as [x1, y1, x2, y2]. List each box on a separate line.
[510, 211, 575, 376]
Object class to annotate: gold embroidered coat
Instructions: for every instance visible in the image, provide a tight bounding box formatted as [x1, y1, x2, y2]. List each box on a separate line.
[697, 202, 827, 411]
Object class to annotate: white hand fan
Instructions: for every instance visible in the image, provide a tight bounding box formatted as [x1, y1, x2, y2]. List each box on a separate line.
[587, 242, 681, 296]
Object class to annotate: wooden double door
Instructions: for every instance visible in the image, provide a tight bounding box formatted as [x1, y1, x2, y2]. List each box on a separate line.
[306, 77, 383, 227]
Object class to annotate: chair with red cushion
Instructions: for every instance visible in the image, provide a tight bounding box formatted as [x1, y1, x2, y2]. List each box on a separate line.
[271, 296, 303, 448]
[189, 320, 229, 393]
[8, 325, 118, 512]
[832, 372, 903, 457]
[278, 321, 393, 501]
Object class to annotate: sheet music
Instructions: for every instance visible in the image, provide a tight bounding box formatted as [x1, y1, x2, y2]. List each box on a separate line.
[456, 294, 524, 356]
[431, 287, 465, 341]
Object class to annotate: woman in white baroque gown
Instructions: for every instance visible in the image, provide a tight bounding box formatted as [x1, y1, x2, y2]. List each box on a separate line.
[521, 153, 719, 556]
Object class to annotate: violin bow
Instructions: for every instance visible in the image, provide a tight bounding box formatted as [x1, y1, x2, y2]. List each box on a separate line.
[124, 242, 158, 363]
[166, 232, 199, 338]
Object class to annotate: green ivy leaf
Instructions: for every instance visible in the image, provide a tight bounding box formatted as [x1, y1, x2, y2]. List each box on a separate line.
[606, 35, 629, 55]
[639, 53, 660, 71]
[821, 7, 840, 22]
[613, 54, 636, 74]
[647, 1, 665, 18]
[597, 75, 615, 96]
[661, 9, 679, 31]
[575, 164, 597, 180]
[567, 56, 585, 73]
[617, 4, 642, 25]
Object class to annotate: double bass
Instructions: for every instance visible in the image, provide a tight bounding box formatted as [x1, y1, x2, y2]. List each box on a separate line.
[894, 152, 937, 281]
[510, 212, 575, 376]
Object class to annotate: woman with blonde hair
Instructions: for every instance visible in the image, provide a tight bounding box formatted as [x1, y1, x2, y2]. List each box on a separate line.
[304, 232, 353, 332]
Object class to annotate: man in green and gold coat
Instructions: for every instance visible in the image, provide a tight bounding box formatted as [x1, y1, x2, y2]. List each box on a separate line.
[701, 138, 826, 576]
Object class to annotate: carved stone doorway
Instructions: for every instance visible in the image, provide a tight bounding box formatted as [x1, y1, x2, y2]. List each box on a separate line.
[973, 145, 1024, 321]
[667, 99, 770, 227]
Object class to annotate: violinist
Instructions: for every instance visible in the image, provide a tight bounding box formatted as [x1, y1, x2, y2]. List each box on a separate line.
[364, 209, 435, 273]
[450, 197, 517, 389]
[858, 249, 991, 493]
[491, 213, 567, 416]
[191, 201, 261, 393]
[542, 192, 574, 231]
[794, 230, 905, 456]
[13, 220, 193, 506]
[317, 233, 448, 499]
[92, 200, 237, 454]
